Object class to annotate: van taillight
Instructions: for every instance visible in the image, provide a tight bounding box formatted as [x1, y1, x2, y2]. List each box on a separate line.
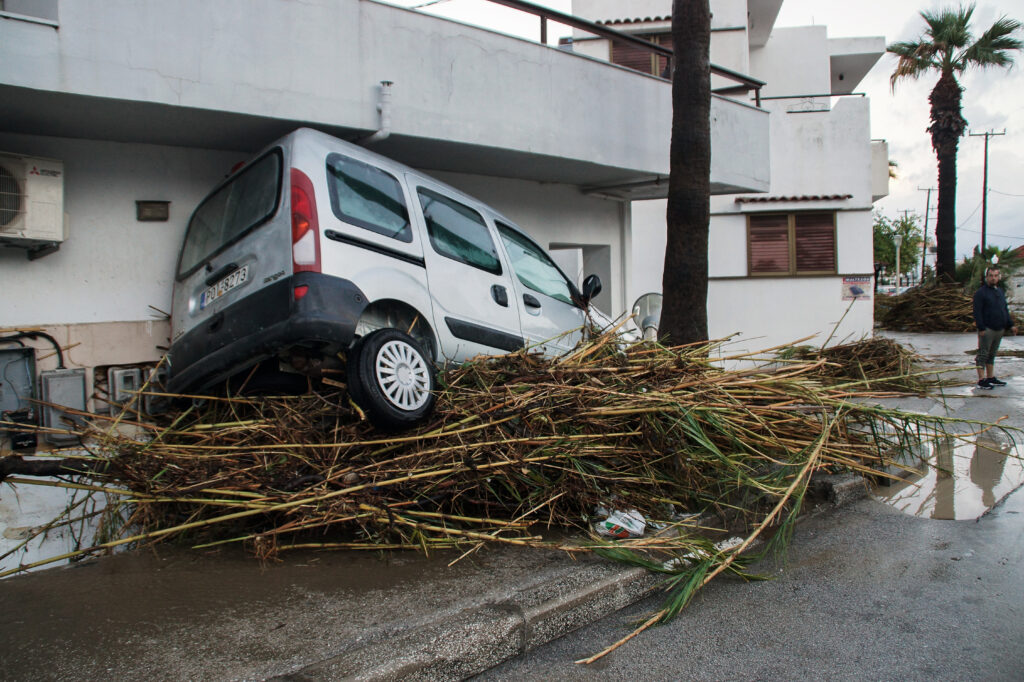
[291, 168, 321, 273]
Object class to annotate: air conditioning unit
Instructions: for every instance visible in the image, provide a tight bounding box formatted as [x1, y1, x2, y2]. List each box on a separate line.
[0, 151, 66, 246]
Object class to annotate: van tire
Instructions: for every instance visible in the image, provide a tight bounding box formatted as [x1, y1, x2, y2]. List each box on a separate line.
[346, 329, 436, 429]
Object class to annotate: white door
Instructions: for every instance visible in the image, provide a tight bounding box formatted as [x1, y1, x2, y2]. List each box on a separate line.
[496, 222, 587, 356]
[412, 184, 524, 362]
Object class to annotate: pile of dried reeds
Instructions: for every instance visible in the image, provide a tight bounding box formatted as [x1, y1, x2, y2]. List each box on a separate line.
[781, 337, 938, 392]
[0, 332, 980, 660]
[875, 283, 975, 332]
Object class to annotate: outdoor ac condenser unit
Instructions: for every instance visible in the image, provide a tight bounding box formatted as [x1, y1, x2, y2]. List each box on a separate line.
[0, 151, 66, 244]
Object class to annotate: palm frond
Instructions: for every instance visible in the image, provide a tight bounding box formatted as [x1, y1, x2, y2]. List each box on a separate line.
[962, 16, 1023, 69]
[888, 40, 938, 89]
[922, 4, 975, 50]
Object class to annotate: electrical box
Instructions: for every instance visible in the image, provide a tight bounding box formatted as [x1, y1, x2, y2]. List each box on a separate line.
[0, 346, 37, 450]
[40, 368, 86, 445]
[107, 367, 143, 416]
[0, 152, 66, 256]
[143, 365, 170, 416]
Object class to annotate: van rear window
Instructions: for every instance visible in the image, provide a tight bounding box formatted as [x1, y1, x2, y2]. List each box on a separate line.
[177, 150, 282, 277]
[326, 153, 411, 243]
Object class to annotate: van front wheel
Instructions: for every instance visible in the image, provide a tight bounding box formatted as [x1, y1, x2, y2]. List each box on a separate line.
[347, 329, 436, 429]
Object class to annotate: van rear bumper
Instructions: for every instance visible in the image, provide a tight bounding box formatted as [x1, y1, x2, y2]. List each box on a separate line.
[167, 272, 367, 393]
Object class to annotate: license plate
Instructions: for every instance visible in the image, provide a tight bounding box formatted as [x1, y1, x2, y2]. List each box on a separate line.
[200, 265, 249, 309]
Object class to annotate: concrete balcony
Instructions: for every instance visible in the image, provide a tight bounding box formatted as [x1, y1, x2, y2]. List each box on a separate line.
[871, 139, 891, 202]
[0, 0, 768, 194]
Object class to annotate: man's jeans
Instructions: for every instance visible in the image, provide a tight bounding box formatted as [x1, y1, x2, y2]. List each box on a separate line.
[977, 328, 1005, 367]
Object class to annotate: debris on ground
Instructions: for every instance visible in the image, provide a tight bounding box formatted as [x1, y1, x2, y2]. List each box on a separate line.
[875, 283, 975, 332]
[0, 331, 986, 660]
[782, 336, 940, 393]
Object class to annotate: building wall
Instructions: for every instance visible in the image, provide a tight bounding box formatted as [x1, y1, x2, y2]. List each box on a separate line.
[0, 132, 242, 326]
[626, 19, 879, 353]
[749, 26, 832, 97]
[0, 0, 676, 180]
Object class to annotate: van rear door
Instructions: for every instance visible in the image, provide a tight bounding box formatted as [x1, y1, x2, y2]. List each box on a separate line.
[171, 149, 289, 346]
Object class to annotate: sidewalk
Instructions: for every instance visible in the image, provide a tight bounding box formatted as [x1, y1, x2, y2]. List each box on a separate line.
[1, 332, 1021, 681]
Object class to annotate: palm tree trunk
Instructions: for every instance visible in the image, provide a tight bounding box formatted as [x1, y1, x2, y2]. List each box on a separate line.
[659, 0, 710, 345]
[928, 71, 967, 281]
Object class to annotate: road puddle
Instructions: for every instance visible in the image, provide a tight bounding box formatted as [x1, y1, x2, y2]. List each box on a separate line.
[873, 434, 1024, 520]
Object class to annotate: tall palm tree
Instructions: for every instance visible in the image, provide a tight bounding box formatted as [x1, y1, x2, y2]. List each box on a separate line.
[888, 4, 1021, 281]
[659, 0, 710, 344]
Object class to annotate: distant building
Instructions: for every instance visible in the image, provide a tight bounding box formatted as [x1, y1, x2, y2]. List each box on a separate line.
[571, 0, 890, 351]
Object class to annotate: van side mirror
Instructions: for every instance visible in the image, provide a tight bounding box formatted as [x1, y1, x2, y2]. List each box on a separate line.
[580, 274, 602, 304]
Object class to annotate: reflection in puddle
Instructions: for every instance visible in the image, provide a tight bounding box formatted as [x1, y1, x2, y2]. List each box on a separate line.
[873, 434, 1024, 520]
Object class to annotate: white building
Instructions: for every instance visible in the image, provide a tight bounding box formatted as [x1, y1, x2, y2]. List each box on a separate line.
[571, 0, 889, 352]
[1, 0, 774, 565]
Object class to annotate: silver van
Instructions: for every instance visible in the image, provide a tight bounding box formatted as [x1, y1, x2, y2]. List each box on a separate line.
[168, 128, 604, 428]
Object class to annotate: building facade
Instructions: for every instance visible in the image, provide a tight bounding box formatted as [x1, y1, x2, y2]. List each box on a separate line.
[571, 0, 889, 353]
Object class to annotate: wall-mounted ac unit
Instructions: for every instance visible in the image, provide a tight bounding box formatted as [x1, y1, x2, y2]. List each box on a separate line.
[0, 151, 66, 247]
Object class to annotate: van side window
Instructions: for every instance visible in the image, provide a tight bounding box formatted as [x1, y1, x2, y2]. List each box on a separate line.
[326, 153, 411, 243]
[417, 188, 502, 275]
[496, 223, 574, 305]
[178, 150, 282, 277]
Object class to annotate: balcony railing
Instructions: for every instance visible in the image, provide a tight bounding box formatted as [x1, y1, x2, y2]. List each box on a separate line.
[411, 0, 766, 106]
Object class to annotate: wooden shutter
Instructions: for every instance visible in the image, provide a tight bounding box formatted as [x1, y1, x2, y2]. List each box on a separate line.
[656, 34, 672, 79]
[611, 40, 656, 75]
[794, 213, 836, 273]
[748, 214, 790, 274]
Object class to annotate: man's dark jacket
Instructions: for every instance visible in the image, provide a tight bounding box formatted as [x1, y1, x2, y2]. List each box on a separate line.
[973, 284, 1014, 331]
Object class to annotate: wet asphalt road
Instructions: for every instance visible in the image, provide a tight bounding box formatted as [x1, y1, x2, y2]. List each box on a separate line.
[480, 333, 1024, 681]
[478, 487, 1024, 681]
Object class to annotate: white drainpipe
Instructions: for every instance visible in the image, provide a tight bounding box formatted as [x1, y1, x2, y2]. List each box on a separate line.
[361, 80, 393, 145]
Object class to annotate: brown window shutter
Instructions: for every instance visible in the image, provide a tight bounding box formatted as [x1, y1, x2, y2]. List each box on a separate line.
[611, 40, 656, 74]
[749, 214, 790, 274]
[656, 34, 672, 79]
[794, 213, 836, 272]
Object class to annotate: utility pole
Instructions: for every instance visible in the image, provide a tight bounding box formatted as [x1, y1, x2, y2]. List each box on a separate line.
[918, 186, 935, 282]
[895, 210, 913, 287]
[968, 129, 1006, 251]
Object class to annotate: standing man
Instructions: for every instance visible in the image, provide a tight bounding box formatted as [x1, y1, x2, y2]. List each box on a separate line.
[973, 266, 1017, 389]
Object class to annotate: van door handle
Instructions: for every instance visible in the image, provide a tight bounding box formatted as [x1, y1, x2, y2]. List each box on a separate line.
[523, 294, 541, 309]
[491, 285, 509, 307]
[205, 262, 239, 286]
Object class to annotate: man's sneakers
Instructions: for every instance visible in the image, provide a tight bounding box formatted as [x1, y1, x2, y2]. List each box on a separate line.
[987, 376, 1008, 386]
[977, 378, 993, 390]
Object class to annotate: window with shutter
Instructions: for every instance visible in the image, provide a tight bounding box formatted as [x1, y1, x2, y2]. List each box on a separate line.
[611, 40, 656, 75]
[609, 33, 671, 78]
[794, 213, 836, 272]
[747, 212, 836, 276]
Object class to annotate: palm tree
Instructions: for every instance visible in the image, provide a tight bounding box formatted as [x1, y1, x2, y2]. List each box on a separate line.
[659, 0, 710, 344]
[888, 4, 1021, 281]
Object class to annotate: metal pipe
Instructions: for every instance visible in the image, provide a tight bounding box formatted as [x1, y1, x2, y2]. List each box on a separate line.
[361, 80, 394, 146]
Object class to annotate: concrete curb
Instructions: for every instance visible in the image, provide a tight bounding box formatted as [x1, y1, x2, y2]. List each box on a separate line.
[278, 563, 662, 680]
[282, 476, 866, 681]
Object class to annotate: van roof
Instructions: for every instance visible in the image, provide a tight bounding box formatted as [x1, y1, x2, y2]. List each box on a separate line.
[275, 127, 526, 235]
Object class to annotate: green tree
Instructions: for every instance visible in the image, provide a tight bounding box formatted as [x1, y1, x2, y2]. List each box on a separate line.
[873, 213, 923, 280]
[659, 0, 711, 345]
[888, 4, 1021, 281]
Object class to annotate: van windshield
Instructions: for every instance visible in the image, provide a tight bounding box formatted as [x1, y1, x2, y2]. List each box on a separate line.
[177, 150, 282, 277]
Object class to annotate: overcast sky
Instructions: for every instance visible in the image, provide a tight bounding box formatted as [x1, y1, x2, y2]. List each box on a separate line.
[384, 0, 1024, 256]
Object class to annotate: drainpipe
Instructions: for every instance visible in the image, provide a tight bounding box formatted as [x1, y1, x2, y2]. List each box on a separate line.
[360, 81, 393, 146]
